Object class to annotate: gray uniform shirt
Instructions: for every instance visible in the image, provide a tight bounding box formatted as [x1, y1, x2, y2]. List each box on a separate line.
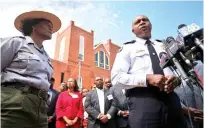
[1, 36, 53, 91]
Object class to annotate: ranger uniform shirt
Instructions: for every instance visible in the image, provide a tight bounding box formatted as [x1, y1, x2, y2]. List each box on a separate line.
[1, 36, 53, 91]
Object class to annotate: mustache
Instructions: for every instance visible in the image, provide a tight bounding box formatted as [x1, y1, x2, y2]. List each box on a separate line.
[139, 23, 147, 28]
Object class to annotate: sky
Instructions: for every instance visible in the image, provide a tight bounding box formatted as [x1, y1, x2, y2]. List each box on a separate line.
[0, 0, 203, 58]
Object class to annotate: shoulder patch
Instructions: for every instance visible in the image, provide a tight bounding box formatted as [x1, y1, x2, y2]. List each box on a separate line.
[123, 40, 136, 45]
[12, 36, 26, 40]
[155, 39, 162, 42]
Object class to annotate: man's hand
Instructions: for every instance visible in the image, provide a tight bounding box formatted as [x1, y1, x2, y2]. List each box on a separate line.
[123, 110, 129, 117]
[48, 116, 53, 123]
[119, 110, 129, 117]
[100, 115, 108, 123]
[97, 113, 103, 119]
[183, 107, 203, 121]
[193, 109, 203, 122]
[146, 74, 166, 91]
[164, 75, 179, 93]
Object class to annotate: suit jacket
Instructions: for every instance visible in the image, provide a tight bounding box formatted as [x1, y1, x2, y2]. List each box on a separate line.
[111, 87, 129, 128]
[85, 88, 116, 128]
[47, 89, 59, 124]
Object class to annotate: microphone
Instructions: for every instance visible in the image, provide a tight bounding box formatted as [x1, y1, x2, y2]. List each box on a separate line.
[176, 24, 187, 42]
[164, 37, 194, 90]
[166, 36, 183, 56]
[159, 52, 170, 69]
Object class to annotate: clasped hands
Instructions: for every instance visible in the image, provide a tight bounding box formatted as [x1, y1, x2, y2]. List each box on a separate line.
[64, 117, 78, 127]
[98, 113, 109, 124]
[147, 74, 180, 93]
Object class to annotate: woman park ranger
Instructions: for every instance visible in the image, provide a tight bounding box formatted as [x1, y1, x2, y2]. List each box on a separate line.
[1, 10, 61, 128]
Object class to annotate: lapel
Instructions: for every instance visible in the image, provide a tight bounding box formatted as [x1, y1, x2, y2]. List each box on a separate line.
[51, 91, 56, 102]
[93, 89, 100, 111]
[104, 89, 109, 112]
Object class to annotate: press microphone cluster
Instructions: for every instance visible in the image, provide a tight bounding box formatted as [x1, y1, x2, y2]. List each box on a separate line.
[159, 23, 203, 90]
[177, 23, 203, 62]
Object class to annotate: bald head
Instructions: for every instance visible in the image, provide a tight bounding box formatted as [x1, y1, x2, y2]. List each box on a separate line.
[104, 78, 112, 89]
[132, 15, 152, 40]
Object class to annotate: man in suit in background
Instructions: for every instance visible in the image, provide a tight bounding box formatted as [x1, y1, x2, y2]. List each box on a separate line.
[85, 76, 116, 128]
[47, 78, 59, 128]
[111, 86, 130, 128]
[104, 78, 112, 90]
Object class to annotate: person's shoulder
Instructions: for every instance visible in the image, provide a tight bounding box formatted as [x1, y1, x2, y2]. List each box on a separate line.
[154, 39, 167, 51]
[12, 36, 26, 40]
[155, 39, 163, 43]
[2, 36, 25, 44]
[53, 89, 59, 94]
[10, 36, 26, 43]
[118, 40, 136, 53]
[153, 39, 164, 45]
[87, 89, 95, 95]
[59, 91, 67, 96]
[75, 91, 82, 96]
[123, 40, 136, 45]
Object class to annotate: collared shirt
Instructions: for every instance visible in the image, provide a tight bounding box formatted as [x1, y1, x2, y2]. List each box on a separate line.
[48, 90, 53, 102]
[96, 87, 105, 114]
[1, 36, 53, 91]
[122, 89, 125, 94]
[111, 37, 174, 89]
[82, 97, 89, 119]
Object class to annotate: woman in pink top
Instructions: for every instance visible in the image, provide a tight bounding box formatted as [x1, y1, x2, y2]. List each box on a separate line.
[56, 78, 84, 128]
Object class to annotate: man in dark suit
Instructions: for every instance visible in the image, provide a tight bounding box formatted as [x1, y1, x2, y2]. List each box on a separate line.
[111, 87, 129, 128]
[47, 78, 59, 128]
[85, 76, 116, 128]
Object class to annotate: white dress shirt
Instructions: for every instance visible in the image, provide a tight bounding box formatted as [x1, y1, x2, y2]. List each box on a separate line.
[96, 88, 105, 114]
[82, 97, 89, 119]
[111, 37, 174, 89]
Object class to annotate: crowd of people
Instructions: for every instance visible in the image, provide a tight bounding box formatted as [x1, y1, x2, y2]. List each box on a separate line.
[1, 9, 203, 128]
[47, 76, 130, 128]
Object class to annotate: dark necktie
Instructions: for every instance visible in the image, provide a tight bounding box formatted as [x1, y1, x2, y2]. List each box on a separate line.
[146, 40, 164, 75]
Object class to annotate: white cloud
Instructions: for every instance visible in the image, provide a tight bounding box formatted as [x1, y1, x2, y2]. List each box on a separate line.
[0, 1, 121, 58]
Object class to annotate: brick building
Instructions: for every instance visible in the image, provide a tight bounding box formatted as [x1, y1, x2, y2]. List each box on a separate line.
[52, 21, 120, 90]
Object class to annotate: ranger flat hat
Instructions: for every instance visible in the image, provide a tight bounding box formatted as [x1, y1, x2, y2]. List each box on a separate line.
[14, 10, 61, 33]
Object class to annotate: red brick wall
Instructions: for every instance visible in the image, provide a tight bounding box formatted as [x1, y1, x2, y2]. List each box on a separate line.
[51, 21, 120, 91]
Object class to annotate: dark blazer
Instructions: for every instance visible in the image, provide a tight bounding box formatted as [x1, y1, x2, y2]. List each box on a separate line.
[111, 87, 129, 128]
[47, 89, 59, 128]
[85, 88, 116, 128]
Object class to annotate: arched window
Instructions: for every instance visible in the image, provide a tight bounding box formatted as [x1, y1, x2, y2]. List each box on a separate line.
[95, 52, 99, 67]
[59, 37, 66, 61]
[105, 55, 110, 70]
[78, 35, 84, 61]
[99, 51, 105, 68]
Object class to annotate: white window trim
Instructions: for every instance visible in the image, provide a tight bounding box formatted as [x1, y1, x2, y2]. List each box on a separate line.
[79, 35, 84, 61]
[105, 55, 110, 70]
[78, 76, 83, 89]
[99, 51, 105, 69]
[95, 52, 99, 67]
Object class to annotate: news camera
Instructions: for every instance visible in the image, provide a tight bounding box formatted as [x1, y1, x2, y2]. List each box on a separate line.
[177, 23, 203, 62]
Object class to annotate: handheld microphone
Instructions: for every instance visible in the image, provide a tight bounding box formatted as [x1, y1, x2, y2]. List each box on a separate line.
[159, 52, 170, 69]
